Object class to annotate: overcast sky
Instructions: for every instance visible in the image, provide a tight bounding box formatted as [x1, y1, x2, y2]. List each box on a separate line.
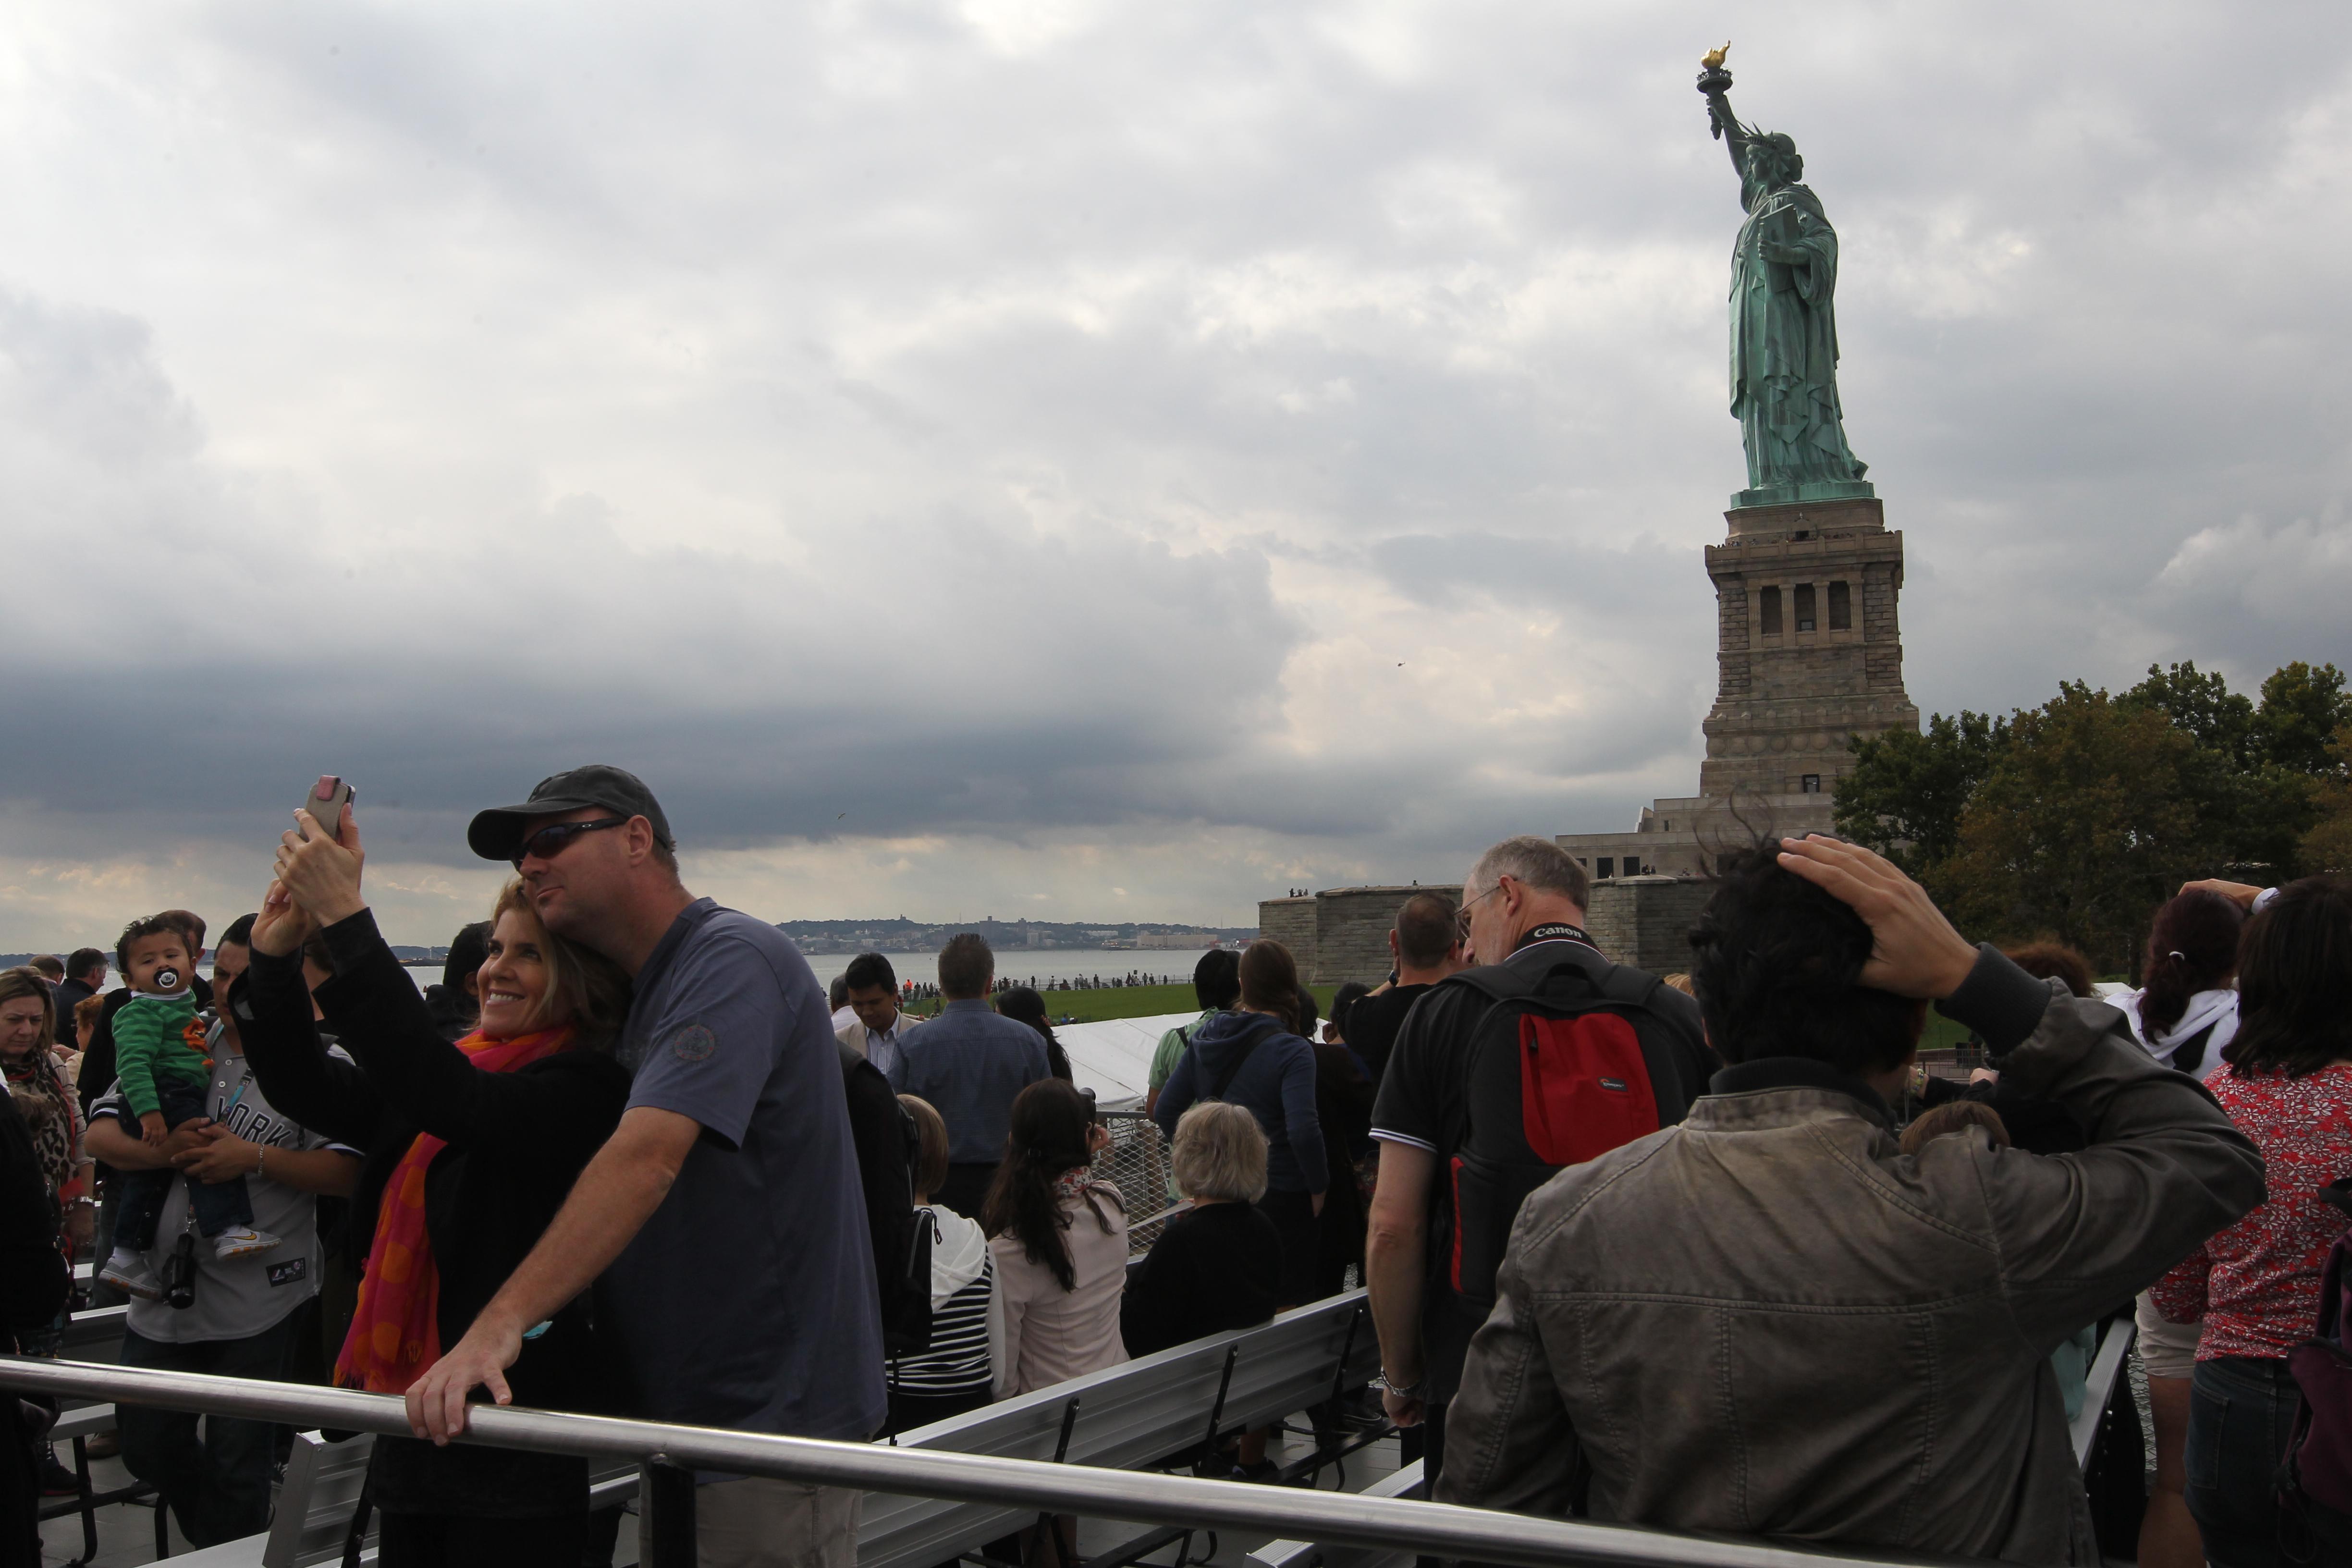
[2, 0, 2348, 947]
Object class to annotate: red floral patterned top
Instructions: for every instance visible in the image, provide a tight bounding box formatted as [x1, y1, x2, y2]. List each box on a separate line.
[2153, 1062, 2352, 1360]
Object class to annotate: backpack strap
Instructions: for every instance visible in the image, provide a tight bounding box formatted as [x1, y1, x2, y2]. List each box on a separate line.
[1437, 951, 1706, 1071]
[1208, 1018, 1275, 1100]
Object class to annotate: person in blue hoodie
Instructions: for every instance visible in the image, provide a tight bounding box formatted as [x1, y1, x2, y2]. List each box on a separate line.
[1153, 940, 1326, 1310]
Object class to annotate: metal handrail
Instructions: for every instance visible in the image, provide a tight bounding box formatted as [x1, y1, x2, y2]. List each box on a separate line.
[0, 1357, 1967, 1568]
[0, 1363, 1966, 1568]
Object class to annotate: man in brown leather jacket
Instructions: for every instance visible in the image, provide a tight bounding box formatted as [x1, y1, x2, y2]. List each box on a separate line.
[1438, 837, 2266, 1565]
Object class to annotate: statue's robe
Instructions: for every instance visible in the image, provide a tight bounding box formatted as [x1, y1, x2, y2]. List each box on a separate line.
[1728, 181, 1867, 490]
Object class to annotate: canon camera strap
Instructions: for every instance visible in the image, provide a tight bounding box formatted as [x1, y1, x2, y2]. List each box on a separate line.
[1512, 922, 1598, 956]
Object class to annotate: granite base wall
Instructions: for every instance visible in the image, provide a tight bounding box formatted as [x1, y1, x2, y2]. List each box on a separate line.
[1583, 877, 1712, 975]
[1258, 897, 1317, 975]
[1255, 885, 1459, 986]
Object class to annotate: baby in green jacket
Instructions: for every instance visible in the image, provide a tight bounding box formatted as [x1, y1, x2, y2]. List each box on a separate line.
[99, 917, 279, 1298]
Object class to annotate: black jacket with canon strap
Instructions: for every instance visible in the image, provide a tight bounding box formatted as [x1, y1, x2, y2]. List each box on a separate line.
[1437, 946, 2268, 1565]
[235, 909, 632, 1518]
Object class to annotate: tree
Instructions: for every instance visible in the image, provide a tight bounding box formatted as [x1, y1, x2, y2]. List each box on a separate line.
[1832, 710, 2009, 876]
[1939, 683, 2218, 974]
[2121, 661, 2254, 767]
[2305, 721, 2352, 872]
[2253, 662, 2352, 775]
[2123, 660, 2316, 878]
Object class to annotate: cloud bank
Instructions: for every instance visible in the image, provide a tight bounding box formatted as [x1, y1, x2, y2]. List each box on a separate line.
[1, 0, 2349, 943]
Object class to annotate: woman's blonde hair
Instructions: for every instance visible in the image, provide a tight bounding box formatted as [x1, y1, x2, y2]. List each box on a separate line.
[1170, 1101, 1268, 1204]
[0, 967, 56, 1052]
[900, 1094, 950, 1200]
[488, 880, 632, 1045]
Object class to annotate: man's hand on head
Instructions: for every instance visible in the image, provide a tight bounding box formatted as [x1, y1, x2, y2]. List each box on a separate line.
[1775, 836, 1979, 1001]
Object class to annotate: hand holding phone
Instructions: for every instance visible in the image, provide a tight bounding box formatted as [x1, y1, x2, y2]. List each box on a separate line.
[296, 776, 355, 843]
[278, 776, 368, 927]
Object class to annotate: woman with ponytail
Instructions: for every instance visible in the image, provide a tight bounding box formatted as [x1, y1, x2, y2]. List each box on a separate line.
[984, 1078, 1127, 1396]
[239, 800, 633, 1567]
[1152, 940, 1326, 1309]
[2115, 889, 2246, 1081]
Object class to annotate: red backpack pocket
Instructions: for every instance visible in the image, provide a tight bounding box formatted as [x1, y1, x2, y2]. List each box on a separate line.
[1518, 1013, 1660, 1166]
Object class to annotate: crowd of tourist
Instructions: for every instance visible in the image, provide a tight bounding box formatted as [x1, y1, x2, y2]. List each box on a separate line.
[3, 760, 2351, 1568]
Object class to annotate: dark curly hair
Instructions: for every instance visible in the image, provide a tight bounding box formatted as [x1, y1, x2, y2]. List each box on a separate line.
[1687, 846, 1923, 1077]
[2226, 876, 2352, 1079]
[981, 1079, 1119, 1292]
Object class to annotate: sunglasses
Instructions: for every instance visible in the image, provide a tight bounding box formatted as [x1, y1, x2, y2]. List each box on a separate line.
[512, 817, 629, 869]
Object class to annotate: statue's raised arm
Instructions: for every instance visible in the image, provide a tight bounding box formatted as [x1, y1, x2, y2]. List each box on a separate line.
[1698, 49, 1755, 181]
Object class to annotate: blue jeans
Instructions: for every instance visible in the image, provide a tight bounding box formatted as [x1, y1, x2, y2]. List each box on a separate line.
[117, 1314, 298, 1545]
[114, 1083, 254, 1249]
[2187, 1355, 2352, 1567]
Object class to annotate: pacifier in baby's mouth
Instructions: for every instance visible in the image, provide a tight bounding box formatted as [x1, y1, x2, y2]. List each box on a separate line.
[154, 967, 182, 992]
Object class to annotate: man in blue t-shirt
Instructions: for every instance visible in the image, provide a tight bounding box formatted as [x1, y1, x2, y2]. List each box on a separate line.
[409, 765, 884, 1568]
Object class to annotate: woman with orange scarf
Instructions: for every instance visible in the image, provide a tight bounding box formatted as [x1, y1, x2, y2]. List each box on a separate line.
[234, 800, 632, 1568]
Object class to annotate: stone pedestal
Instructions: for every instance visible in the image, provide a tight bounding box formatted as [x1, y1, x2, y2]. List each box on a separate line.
[1700, 496, 1918, 808]
[1558, 495, 1919, 879]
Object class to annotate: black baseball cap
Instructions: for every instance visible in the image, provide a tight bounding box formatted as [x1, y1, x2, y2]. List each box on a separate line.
[467, 765, 674, 862]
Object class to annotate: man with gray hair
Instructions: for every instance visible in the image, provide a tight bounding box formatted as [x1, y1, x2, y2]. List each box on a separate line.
[1364, 835, 1715, 1490]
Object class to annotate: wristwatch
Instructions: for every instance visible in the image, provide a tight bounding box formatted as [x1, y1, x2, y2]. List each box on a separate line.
[1378, 1371, 1425, 1400]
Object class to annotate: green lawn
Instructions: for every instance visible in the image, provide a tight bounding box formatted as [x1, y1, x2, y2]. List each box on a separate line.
[907, 984, 1343, 1026]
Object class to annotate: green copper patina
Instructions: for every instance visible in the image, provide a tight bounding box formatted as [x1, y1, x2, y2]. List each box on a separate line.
[1698, 52, 1873, 510]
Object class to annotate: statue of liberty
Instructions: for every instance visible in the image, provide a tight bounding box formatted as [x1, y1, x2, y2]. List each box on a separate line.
[1697, 48, 1872, 507]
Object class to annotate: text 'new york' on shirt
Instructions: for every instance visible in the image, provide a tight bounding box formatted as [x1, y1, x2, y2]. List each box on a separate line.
[602, 897, 886, 1446]
[89, 1041, 360, 1346]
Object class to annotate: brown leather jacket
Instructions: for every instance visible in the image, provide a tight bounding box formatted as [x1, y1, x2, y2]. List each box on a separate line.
[1437, 947, 2266, 1565]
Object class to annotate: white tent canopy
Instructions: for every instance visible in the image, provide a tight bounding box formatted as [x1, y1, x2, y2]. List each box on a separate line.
[1054, 1010, 1197, 1111]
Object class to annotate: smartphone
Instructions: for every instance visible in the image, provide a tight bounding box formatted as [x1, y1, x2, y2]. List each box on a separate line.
[297, 775, 355, 841]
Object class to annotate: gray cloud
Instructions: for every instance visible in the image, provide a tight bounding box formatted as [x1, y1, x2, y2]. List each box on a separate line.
[1, 0, 2349, 941]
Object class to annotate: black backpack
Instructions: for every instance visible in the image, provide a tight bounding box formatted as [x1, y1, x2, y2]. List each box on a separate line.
[837, 1043, 932, 1357]
[1433, 947, 1714, 1314]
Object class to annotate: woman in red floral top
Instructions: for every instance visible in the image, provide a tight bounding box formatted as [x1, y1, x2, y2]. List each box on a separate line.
[2154, 875, 2352, 1568]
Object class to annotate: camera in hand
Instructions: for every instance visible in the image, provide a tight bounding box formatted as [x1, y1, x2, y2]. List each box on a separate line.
[163, 1233, 198, 1311]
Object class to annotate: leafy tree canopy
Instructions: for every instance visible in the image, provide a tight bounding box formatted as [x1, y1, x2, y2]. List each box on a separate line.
[2253, 662, 2352, 775]
[1833, 710, 2008, 875]
[1834, 659, 2342, 972]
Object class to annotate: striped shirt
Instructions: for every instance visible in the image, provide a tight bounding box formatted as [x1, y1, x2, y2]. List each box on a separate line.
[888, 1253, 994, 1396]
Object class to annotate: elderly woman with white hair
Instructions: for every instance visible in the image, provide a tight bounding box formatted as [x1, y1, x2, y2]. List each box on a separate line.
[1122, 1102, 1283, 1359]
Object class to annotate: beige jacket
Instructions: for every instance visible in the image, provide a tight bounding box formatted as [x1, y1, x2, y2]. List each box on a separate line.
[1438, 949, 2266, 1565]
[992, 1184, 1130, 1397]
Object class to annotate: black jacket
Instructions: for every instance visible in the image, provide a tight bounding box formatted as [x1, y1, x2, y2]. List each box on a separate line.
[838, 1041, 923, 1353]
[234, 910, 632, 1518]
[1, 1095, 67, 1567]
[1121, 1201, 1281, 1358]
[0, 1098, 67, 1342]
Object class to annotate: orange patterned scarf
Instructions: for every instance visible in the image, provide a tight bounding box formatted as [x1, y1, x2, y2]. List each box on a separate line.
[334, 1025, 573, 1394]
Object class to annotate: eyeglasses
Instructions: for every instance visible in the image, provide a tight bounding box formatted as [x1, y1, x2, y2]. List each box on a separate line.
[1456, 881, 1504, 939]
[512, 817, 629, 869]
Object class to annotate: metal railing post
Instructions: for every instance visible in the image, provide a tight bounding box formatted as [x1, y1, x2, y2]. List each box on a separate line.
[642, 1454, 698, 1568]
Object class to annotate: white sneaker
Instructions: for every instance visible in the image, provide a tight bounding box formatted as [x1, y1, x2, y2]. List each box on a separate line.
[99, 1250, 163, 1301]
[212, 1227, 283, 1261]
